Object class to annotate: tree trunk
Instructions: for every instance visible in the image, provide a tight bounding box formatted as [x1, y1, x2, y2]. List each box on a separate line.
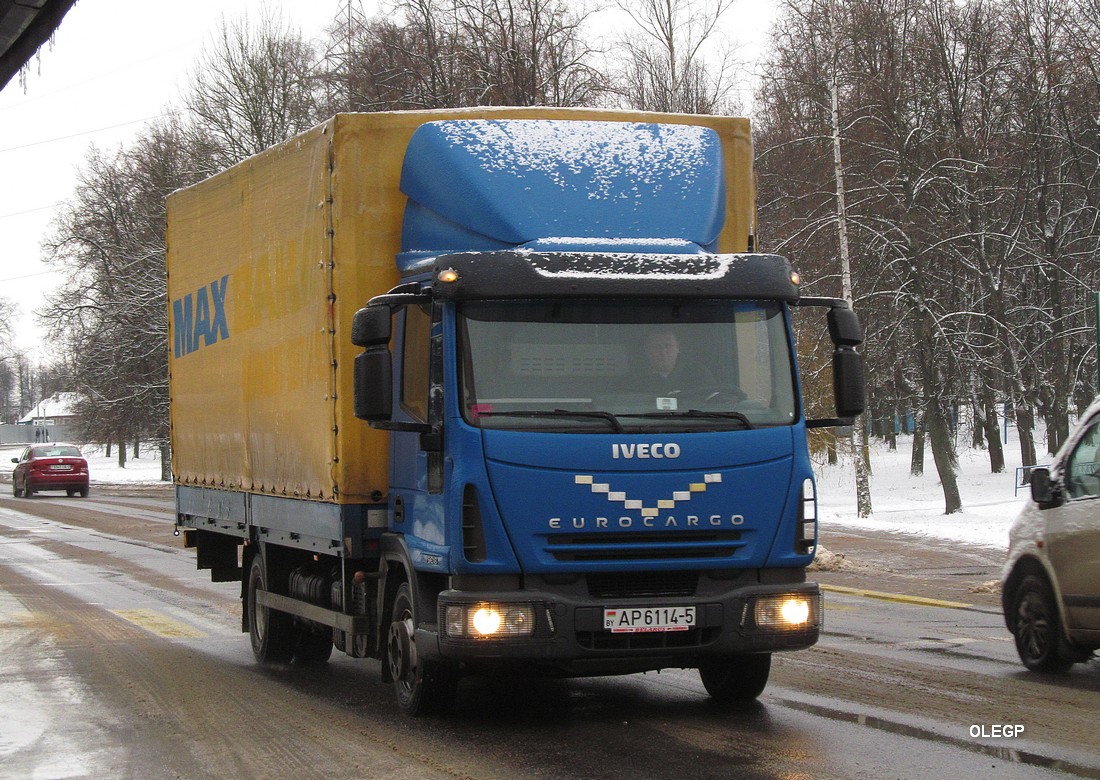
[853, 415, 872, 517]
[117, 440, 127, 469]
[1015, 402, 1037, 477]
[826, 0, 871, 519]
[160, 441, 172, 482]
[910, 410, 926, 476]
[981, 388, 1004, 474]
[927, 399, 962, 514]
[971, 399, 985, 449]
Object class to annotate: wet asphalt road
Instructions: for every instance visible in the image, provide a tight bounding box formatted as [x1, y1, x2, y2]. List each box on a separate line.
[1, 487, 1098, 779]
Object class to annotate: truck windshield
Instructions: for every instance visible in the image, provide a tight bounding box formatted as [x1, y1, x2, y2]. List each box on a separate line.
[458, 300, 797, 432]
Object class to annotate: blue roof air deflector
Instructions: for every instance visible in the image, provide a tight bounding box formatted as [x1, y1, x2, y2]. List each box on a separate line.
[398, 120, 726, 271]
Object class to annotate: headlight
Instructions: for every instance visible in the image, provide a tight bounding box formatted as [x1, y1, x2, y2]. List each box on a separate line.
[753, 593, 821, 629]
[444, 602, 536, 639]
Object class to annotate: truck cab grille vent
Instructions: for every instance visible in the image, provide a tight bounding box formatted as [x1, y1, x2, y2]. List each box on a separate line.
[586, 570, 699, 599]
[545, 530, 743, 562]
[462, 484, 487, 562]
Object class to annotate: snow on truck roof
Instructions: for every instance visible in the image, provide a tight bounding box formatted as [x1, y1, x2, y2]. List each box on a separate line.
[397, 119, 728, 270]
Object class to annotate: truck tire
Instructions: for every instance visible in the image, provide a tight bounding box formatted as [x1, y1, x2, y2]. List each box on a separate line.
[248, 553, 296, 664]
[388, 582, 457, 716]
[1012, 574, 1074, 673]
[699, 653, 771, 702]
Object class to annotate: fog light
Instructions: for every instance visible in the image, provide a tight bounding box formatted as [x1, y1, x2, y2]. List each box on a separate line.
[472, 607, 502, 635]
[780, 598, 810, 624]
[753, 594, 820, 629]
[443, 602, 537, 639]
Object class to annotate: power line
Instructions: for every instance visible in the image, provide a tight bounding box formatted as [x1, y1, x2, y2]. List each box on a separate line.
[0, 269, 58, 283]
[0, 111, 179, 155]
[0, 203, 61, 221]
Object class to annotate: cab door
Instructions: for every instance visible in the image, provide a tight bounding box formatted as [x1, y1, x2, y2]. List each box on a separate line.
[390, 303, 447, 551]
[1049, 416, 1100, 630]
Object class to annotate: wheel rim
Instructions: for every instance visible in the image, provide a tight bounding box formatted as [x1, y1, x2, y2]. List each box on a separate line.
[388, 609, 416, 687]
[1016, 589, 1052, 662]
[251, 572, 266, 645]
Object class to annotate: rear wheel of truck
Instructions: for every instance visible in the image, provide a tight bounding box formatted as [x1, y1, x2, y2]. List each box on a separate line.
[388, 582, 457, 716]
[248, 553, 296, 663]
[699, 653, 771, 702]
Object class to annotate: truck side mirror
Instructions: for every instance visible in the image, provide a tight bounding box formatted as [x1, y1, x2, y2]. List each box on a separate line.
[354, 346, 393, 421]
[352, 304, 394, 422]
[828, 307, 864, 420]
[351, 305, 392, 347]
[827, 307, 863, 347]
[832, 347, 865, 419]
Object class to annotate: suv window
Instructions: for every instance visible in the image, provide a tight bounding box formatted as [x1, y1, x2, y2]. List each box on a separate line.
[1065, 420, 1100, 499]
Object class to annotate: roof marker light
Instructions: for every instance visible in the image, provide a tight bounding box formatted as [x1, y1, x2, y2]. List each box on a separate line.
[437, 268, 459, 284]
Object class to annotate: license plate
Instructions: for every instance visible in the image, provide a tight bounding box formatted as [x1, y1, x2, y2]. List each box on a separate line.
[603, 606, 696, 633]
[49, 464, 72, 471]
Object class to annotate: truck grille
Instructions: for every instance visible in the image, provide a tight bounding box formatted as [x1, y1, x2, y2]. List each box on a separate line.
[545, 530, 744, 562]
[586, 570, 698, 599]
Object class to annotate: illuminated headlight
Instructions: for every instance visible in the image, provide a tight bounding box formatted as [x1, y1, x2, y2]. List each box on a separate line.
[444, 603, 536, 639]
[753, 593, 821, 629]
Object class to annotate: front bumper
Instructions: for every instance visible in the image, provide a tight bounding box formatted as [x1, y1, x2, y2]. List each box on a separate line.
[421, 570, 820, 675]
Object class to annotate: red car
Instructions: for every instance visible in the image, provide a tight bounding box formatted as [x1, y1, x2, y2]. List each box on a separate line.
[11, 443, 90, 498]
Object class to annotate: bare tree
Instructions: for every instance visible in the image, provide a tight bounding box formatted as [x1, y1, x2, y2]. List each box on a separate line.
[319, 0, 605, 110]
[42, 118, 195, 479]
[183, 11, 322, 175]
[612, 0, 740, 113]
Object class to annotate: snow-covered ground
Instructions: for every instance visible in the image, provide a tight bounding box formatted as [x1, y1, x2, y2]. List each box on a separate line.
[816, 433, 1033, 552]
[0, 443, 164, 484]
[1, 429, 1038, 552]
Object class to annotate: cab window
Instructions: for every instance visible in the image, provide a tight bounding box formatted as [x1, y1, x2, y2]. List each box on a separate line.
[401, 304, 432, 422]
[1065, 421, 1100, 499]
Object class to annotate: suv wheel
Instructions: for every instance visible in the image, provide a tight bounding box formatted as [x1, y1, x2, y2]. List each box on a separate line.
[1012, 574, 1073, 673]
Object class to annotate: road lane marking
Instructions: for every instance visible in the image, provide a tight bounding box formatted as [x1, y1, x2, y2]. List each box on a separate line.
[110, 608, 207, 639]
[821, 583, 972, 609]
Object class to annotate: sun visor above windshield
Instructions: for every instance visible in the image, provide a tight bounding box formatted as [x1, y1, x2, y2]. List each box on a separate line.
[397, 119, 727, 271]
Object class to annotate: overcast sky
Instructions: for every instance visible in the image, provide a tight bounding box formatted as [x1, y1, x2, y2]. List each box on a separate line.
[0, 0, 776, 356]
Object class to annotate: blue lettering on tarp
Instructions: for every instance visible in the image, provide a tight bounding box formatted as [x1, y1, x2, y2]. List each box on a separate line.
[173, 275, 230, 357]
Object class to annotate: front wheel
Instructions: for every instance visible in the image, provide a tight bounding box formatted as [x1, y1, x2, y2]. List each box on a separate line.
[1012, 574, 1074, 673]
[247, 552, 296, 663]
[699, 653, 771, 702]
[12, 479, 22, 497]
[388, 582, 457, 716]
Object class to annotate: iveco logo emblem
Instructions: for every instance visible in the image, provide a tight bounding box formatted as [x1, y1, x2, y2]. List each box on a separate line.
[611, 443, 680, 459]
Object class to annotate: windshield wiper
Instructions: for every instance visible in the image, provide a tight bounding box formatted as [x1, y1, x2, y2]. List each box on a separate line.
[476, 409, 624, 433]
[619, 410, 754, 429]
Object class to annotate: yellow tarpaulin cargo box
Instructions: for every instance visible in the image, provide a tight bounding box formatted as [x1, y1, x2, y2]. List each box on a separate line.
[166, 108, 755, 505]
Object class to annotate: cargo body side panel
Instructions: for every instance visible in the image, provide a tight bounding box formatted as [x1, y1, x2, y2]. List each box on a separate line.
[170, 108, 756, 508]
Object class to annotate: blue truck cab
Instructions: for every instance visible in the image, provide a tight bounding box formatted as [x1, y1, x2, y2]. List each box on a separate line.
[351, 119, 865, 713]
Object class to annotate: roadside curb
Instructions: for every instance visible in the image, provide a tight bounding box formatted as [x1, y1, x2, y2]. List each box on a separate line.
[821, 583, 973, 610]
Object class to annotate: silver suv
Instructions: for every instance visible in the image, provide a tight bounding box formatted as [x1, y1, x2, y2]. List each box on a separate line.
[1002, 400, 1100, 672]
